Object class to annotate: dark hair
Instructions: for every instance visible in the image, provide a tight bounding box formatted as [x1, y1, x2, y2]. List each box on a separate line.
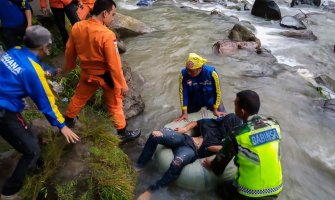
[236, 90, 260, 115]
[92, 0, 117, 16]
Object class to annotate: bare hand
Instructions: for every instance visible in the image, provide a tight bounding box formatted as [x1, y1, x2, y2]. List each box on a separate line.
[137, 191, 152, 200]
[213, 109, 227, 117]
[121, 87, 129, 96]
[202, 157, 213, 170]
[41, 8, 48, 16]
[60, 126, 80, 143]
[174, 127, 187, 134]
[175, 112, 188, 122]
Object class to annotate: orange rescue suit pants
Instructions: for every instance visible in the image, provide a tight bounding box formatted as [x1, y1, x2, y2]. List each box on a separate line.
[66, 71, 126, 130]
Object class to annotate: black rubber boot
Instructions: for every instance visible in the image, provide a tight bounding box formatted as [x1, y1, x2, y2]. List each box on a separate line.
[117, 128, 141, 143]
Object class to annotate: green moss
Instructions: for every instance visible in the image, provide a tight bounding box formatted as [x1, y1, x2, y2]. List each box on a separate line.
[20, 106, 136, 200]
[22, 109, 44, 122]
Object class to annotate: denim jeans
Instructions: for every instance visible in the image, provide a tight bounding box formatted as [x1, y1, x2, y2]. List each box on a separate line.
[137, 128, 197, 191]
[0, 109, 41, 195]
[51, 2, 80, 45]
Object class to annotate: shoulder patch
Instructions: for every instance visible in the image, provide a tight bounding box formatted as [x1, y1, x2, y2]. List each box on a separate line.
[249, 128, 279, 146]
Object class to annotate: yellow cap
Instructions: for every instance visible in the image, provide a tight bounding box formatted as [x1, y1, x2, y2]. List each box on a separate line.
[186, 53, 207, 69]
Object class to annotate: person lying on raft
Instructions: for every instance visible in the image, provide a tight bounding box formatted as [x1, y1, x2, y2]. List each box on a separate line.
[176, 53, 226, 122]
[135, 114, 242, 200]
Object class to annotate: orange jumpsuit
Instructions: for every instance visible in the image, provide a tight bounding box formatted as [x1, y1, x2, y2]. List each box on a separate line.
[76, 0, 95, 20]
[40, 0, 72, 8]
[64, 18, 128, 130]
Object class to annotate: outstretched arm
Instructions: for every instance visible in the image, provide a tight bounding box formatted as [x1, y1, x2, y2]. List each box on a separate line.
[174, 121, 197, 134]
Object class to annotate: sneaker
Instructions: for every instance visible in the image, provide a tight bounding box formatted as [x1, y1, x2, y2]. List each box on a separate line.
[118, 129, 141, 143]
[1, 193, 22, 200]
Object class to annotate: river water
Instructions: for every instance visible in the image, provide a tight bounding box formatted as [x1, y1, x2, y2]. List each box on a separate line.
[117, 1, 335, 199]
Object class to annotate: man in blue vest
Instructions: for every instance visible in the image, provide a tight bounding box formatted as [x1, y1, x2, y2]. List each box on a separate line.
[203, 90, 283, 199]
[0, 0, 32, 50]
[0, 25, 80, 200]
[176, 53, 226, 121]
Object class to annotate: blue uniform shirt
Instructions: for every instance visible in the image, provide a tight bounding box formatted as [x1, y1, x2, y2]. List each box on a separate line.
[0, 47, 65, 128]
[0, 0, 31, 28]
[179, 65, 222, 111]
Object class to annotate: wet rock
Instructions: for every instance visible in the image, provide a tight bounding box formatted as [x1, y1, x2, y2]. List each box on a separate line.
[280, 30, 317, 40]
[290, 0, 321, 7]
[251, 0, 281, 20]
[213, 40, 259, 54]
[227, 5, 242, 10]
[324, 99, 335, 112]
[228, 24, 261, 48]
[239, 20, 256, 31]
[122, 62, 145, 119]
[117, 39, 127, 54]
[314, 75, 335, 97]
[323, 1, 335, 13]
[280, 16, 306, 30]
[110, 13, 156, 38]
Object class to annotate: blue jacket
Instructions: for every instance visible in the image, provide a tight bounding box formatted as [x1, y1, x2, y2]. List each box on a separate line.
[0, 0, 31, 28]
[0, 47, 65, 128]
[179, 65, 222, 111]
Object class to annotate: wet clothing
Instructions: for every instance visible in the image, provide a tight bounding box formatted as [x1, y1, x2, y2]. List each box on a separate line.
[136, 114, 242, 191]
[0, 47, 65, 195]
[179, 65, 223, 113]
[211, 115, 283, 199]
[40, 0, 79, 44]
[0, 47, 65, 128]
[0, 109, 40, 195]
[64, 19, 128, 130]
[0, 0, 31, 49]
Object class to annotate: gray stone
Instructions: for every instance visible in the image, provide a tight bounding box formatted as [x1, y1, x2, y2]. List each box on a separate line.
[111, 13, 156, 38]
[122, 62, 145, 119]
[228, 24, 261, 48]
[280, 16, 307, 30]
[280, 30, 317, 40]
[291, 0, 321, 7]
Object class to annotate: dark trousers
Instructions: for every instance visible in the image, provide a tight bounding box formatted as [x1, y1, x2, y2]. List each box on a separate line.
[0, 109, 40, 195]
[0, 25, 26, 50]
[51, 3, 79, 45]
[137, 128, 197, 191]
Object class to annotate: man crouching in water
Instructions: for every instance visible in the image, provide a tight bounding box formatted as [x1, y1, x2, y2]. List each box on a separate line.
[135, 113, 243, 200]
[203, 90, 283, 200]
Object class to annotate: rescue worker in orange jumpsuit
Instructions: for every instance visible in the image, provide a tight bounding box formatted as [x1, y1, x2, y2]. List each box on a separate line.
[63, 0, 141, 143]
[40, 0, 80, 44]
[76, 0, 95, 20]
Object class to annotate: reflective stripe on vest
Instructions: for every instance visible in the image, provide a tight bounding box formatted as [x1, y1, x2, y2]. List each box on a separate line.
[235, 117, 283, 198]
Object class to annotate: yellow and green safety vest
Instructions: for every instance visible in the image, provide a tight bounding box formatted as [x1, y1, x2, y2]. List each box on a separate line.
[234, 115, 283, 198]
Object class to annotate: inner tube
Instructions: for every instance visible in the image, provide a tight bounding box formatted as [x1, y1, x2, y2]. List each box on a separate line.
[153, 109, 237, 191]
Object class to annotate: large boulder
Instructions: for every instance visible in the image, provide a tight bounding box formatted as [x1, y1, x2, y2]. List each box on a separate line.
[110, 13, 156, 38]
[280, 30, 317, 40]
[228, 24, 261, 48]
[213, 40, 259, 55]
[290, 0, 321, 7]
[280, 16, 306, 30]
[122, 62, 145, 119]
[251, 0, 281, 20]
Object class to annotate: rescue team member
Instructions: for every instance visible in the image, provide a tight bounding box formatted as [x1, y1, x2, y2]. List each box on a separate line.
[135, 114, 242, 200]
[203, 90, 283, 200]
[76, 0, 95, 20]
[63, 0, 141, 143]
[176, 53, 226, 122]
[0, 0, 32, 50]
[0, 25, 80, 200]
[40, 0, 80, 45]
